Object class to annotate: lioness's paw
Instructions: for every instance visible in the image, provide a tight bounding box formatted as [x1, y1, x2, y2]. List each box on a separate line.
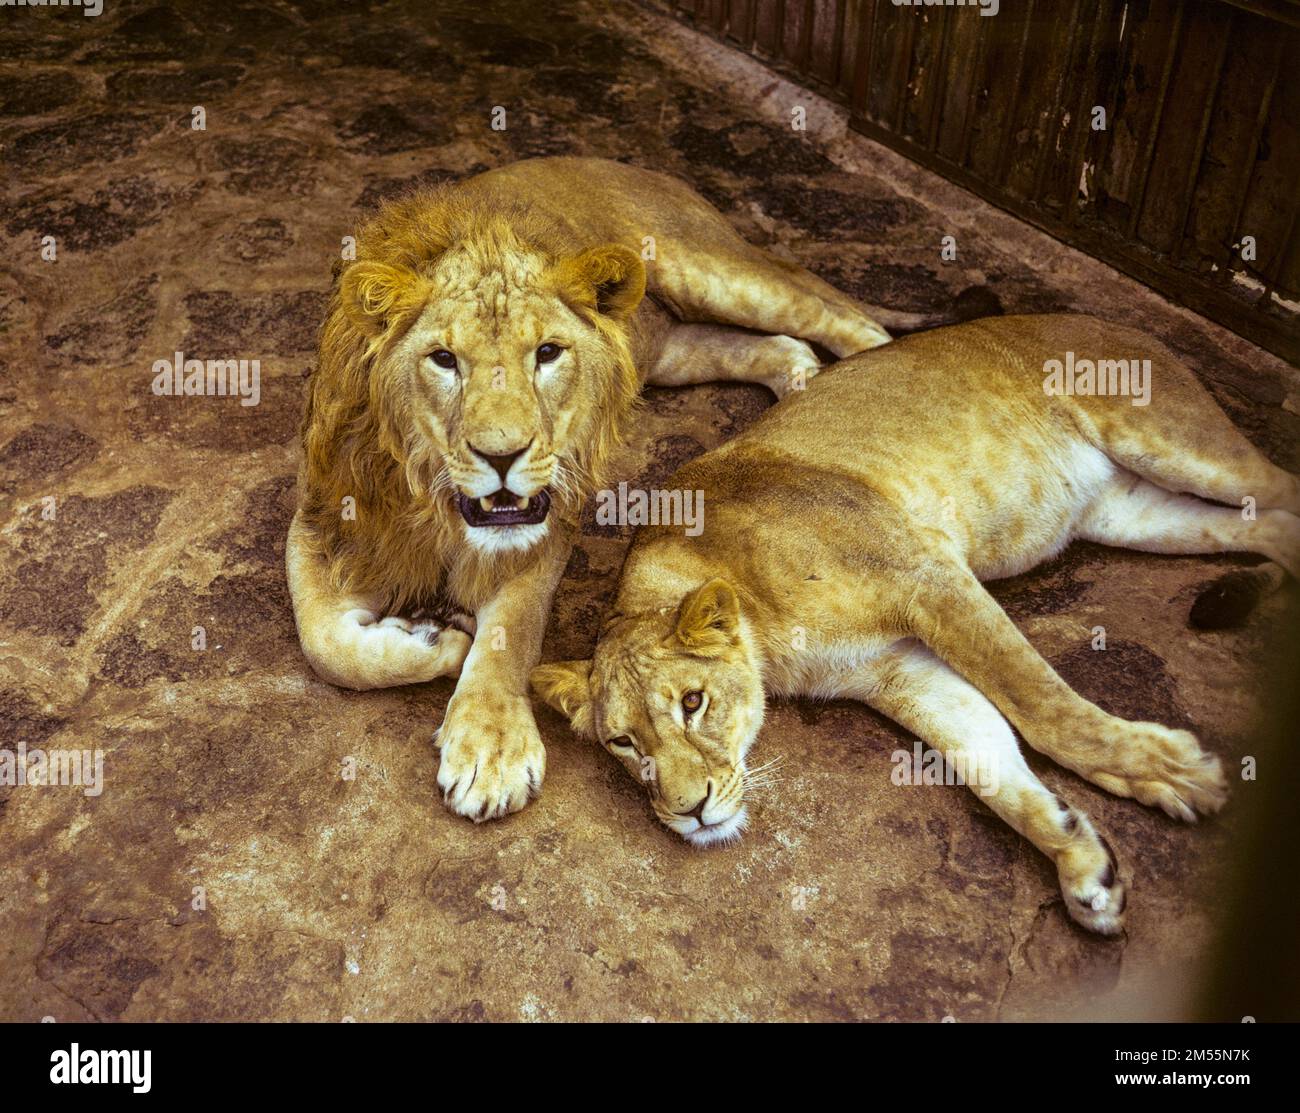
[1088, 723, 1228, 822]
[435, 694, 545, 822]
[1057, 827, 1127, 936]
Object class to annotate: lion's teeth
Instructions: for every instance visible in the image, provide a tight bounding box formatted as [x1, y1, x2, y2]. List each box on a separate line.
[515, 496, 529, 510]
[479, 497, 493, 513]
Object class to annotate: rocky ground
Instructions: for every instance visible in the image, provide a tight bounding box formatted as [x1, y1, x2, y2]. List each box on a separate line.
[1, 0, 1296, 1021]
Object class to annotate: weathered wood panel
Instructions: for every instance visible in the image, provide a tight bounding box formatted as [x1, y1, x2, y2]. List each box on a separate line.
[666, 0, 1300, 363]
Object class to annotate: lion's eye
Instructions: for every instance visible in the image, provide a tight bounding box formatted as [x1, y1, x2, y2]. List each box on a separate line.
[682, 690, 704, 714]
[607, 735, 636, 754]
[536, 343, 563, 365]
[430, 349, 458, 371]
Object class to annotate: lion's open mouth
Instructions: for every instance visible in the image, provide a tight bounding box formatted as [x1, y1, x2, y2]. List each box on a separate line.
[456, 488, 551, 528]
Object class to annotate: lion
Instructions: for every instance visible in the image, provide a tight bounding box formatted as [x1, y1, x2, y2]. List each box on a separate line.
[531, 314, 1300, 933]
[287, 156, 895, 823]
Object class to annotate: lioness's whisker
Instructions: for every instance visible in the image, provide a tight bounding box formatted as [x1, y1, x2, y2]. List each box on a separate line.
[741, 755, 784, 797]
[745, 755, 783, 778]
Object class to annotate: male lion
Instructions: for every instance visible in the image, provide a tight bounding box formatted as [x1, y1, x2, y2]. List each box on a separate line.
[288, 157, 892, 823]
[532, 315, 1299, 933]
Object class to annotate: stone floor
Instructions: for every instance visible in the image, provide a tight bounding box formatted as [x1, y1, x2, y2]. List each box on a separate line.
[1, 0, 1297, 1022]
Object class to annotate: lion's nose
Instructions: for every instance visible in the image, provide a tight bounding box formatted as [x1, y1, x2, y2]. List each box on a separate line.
[470, 441, 530, 485]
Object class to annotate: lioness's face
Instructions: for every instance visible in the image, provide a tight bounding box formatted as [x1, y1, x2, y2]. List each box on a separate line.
[347, 239, 644, 555]
[532, 580, 766, 847]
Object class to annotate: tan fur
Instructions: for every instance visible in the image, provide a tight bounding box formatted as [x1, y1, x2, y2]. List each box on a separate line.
[533, 314, 1300, 932]
[287, 157, 892, 822]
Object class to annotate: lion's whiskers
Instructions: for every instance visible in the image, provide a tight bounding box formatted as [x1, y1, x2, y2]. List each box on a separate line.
[551, 456, 583, 504]
[430, 456, 456, 495]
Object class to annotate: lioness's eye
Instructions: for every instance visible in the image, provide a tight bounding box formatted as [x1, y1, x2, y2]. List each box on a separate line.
[607, 735, 635, 753]
[536, 343, 563, 365]
[682, 690, 704, 714]
[430, 349, 458, 370]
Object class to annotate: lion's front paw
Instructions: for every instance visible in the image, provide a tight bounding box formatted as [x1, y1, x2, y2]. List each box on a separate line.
[763, 335, 821, 399]
[1087, 723, 1228, 822]
[305, 610, 472, 690]
[435, 693, 545, 822]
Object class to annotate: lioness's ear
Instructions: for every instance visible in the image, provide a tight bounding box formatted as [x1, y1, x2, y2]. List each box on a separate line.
[674, 578, 741, 655]
[530, 659, 596, 738]
[339, 260, 422, 336]
[556, 244, 646, 322]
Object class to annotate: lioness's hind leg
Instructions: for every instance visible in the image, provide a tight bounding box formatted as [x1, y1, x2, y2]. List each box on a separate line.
[286, 512, 472, 690]
[1079, 470, 1300, 578]
[910, 566, 1229, 821]
[1107, 429, 1300, 518]
[645, 323, 821, 398]
[862, 642, 1128, 934]
[1074, 343, 1300, 516]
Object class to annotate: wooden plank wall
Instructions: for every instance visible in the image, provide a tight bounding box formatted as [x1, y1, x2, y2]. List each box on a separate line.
[668, 0, 1300, 363]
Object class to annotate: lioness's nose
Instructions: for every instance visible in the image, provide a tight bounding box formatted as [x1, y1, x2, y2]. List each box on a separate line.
[676, 782, 713, 821]
[470, 441, 530, 484]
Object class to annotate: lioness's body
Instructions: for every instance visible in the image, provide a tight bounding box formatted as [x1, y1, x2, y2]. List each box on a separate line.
[534, 314, 1300, 933]
[287, 157, 891, 823]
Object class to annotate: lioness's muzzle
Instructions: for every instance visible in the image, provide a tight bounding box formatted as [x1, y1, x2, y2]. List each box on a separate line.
[456, 489, 551, 528]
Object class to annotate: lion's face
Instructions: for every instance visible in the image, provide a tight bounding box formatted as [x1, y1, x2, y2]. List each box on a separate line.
[385, 257, 595, 554]
[336, 218, 645, 556]
[532, 579, 766, 847]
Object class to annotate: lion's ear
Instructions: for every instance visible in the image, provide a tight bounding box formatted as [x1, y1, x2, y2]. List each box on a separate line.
[674, 578, 741, 656]
[339, 260, 422, 336]
[531, 659, 596, 738]
[555, 244, 646, 322]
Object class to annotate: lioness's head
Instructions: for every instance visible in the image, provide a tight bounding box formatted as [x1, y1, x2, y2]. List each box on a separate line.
[309, 194, 644, 557]
[532, 579, 766, 846]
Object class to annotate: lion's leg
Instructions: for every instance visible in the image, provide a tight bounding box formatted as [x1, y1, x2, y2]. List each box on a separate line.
[1078, 470, 1300, 577]
[653, 246, 891, 358]
[286, 511, 472, 690]
[435, 539, 568, 821]
[852, 641, 1127, 934]
[907, 564, 1228, 821]
[644, 323, 822, 399]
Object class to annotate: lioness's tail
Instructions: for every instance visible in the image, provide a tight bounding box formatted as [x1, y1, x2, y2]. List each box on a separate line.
[1190, 566, 1290, 630]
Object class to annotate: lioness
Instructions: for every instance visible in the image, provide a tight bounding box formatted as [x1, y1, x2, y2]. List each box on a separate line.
[531, 315, 1299, 934]
[287, 157, 893, 822]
